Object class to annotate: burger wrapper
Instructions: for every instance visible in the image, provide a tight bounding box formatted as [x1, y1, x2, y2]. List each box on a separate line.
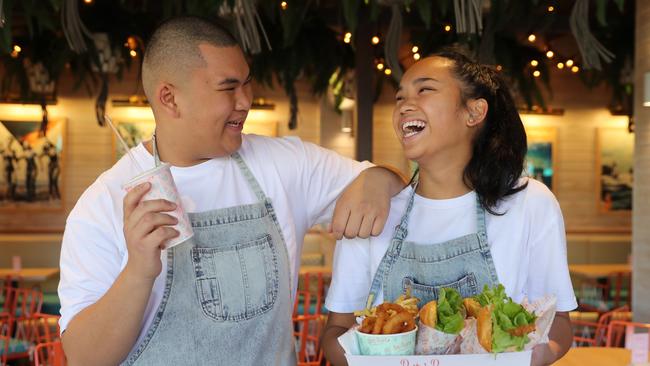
[415, 321, 462, 355]
[460, 295, 557, 354]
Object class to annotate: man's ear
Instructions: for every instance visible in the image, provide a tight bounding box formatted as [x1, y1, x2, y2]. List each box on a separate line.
[157, 82, 180, 118]
[466, 98, 488, 127]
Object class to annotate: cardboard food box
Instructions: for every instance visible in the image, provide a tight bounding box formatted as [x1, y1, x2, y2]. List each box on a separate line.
[344, 351, 532, 366]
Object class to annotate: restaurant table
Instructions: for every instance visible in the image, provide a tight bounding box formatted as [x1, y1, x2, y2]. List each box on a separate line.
[553, 347, 632, 366]
[569, 264, 631, 279]
[0, 267, 60, 282]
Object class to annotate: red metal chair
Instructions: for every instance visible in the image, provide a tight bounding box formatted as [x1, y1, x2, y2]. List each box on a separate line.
[0, 314, 11, 366]
[34, 340, 67, 366]
[294, 271, 331, 317]
[293, 313, 327, 366]
[606, 320, 650, 349]
[572, 305, 632, 346]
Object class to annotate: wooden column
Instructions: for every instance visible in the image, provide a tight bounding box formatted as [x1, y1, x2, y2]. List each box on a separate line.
[355, 6, 373, 162]
[633, 0, 650, 322]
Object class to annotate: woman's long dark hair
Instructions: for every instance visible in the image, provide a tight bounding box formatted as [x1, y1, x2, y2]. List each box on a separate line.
[417, 51, 528, 215]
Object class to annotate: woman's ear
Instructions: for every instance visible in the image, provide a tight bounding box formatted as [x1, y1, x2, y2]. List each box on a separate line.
[157, 82, 181, 118]
[466, 98, 488, 127]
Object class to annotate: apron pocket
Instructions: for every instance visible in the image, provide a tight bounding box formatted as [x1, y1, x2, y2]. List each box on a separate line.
[402, 273, 479, 303]
[191, 234, 279, 322]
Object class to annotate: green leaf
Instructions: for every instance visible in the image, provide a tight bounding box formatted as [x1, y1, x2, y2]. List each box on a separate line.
[614, 0, 625, 12]
[342, 0, 360, 34]
[434, 288, 464, 334]
[596, 0, 608, 27]
[414, 0, 432, 29]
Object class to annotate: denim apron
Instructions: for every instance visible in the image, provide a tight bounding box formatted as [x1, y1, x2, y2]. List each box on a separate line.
[123, 137, 296, 365]
[365, 183, 499, 309]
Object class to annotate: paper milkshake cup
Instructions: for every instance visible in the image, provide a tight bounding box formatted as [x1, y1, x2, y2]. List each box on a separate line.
[122, 163, 193, 249]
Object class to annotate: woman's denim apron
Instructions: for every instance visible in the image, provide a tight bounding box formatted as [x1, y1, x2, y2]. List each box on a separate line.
[124, 137, 296, 365]
[366, 183, 500, 308]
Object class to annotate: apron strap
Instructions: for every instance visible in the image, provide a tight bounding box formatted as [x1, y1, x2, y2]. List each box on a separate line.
[475, 197, 489, 247]
[364, 182, 418, 309]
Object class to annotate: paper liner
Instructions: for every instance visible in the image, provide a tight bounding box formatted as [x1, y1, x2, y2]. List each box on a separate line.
[415, 321, 462, 355]
[460, 295, 557, 354]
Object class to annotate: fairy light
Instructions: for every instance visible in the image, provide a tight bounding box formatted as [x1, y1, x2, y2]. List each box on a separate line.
[281, 1, 288, 10]
[377, 62, 384, 70]
[130, 50, 137, 58]
[371, 36, 380, 45]
[84, 0, 92, 3]
[566, 59, 574, 67]
[444, 24, 452, 32]
[528, 34, 536, 42]
[384, 68, 392, 76]
[10, 44, 20, 58]
[413, 53, 421, 61]
[548, 6, 555, 12]
[496, 65, 503, 71]
[533, 70, 541, 78]
[546, 50, 554, 59]
[557, 62, 565, 69]
[343, 32, 352, 44]
[411, 46, 419, 53]
[571, 65, 579, 73]
[530, 60, 539, 67]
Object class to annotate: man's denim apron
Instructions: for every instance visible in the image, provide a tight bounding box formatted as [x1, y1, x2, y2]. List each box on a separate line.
[124, 137, 296, 365]
[366, 183, 500, 308]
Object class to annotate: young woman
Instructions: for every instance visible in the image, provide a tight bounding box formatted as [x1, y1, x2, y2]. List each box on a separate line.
[322, 51, 576, 366]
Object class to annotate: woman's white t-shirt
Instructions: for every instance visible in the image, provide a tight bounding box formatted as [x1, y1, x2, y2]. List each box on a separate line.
[325, 179, 578, 313]
[58, 134, 371, 354]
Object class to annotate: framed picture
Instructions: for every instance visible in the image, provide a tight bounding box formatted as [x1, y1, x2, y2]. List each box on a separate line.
[0, 118, 65, 210]
[597, 127, 634, 212]
[525, 127, 557, 191]
[113, 120, 156, 161]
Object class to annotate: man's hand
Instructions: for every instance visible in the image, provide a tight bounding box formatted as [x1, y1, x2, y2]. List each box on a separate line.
[331, 166, 405, 239]
[122, 182, 179, 280]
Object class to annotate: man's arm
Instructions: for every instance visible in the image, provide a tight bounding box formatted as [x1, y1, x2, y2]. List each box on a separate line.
[331, 166, 406, 239]
[530, 312, 573, 366]
[62, 183, 179, 365]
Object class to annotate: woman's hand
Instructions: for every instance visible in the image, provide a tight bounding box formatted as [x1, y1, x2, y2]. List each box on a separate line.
[530, 312, 573, 366]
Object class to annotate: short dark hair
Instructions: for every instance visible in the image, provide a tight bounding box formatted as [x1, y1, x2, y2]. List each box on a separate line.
[433, 50, 528, 215]
[142, 15, 238, 98]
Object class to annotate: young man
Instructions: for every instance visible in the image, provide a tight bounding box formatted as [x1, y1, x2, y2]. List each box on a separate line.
[58, 16, 403, 365]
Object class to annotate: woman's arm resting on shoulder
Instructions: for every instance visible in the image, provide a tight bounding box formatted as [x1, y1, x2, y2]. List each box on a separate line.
[331, 165, 406, 239]
[322, 312, 357, 366]
[531, 311, 572, 366]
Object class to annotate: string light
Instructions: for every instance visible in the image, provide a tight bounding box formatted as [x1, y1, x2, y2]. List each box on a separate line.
[129, 50, 137, 58]
[548, 6, 555, 12]
[566, 59, 574, 67]
[83, 0, 92, 3]
[557, 62, 565, 69]
[411, 46, 419, 53]
[343, 32, 352, 44]
[533, 70, 541, 77]
[384, 68, 392, 76]
[444, 25, 452, 32]
[413, 53, 421, 61]
[571, 65, 579, 73]
[371, 36, 380, 45]
[281, 1, 288, 10]
[496, 65, 503, 71]
[546, 50, 554, 59]
[377, 62, 384, 70]
[528, 34, 536, 42]
[530, 60, 539, 67]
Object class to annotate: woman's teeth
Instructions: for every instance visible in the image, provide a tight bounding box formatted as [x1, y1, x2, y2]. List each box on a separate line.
[402, 120, 426, 137]
[227, 120, 242, 127]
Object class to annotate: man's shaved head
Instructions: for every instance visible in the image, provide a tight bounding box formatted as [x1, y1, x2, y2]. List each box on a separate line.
[142, 16, 238, 101]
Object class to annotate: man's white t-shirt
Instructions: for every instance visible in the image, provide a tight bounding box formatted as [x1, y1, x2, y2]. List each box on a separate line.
[325, 179, 578, 313]
[58, 134, 371, 352]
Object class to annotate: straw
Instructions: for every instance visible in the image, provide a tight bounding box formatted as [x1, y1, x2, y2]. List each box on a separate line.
[104, 114, 145, 173]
